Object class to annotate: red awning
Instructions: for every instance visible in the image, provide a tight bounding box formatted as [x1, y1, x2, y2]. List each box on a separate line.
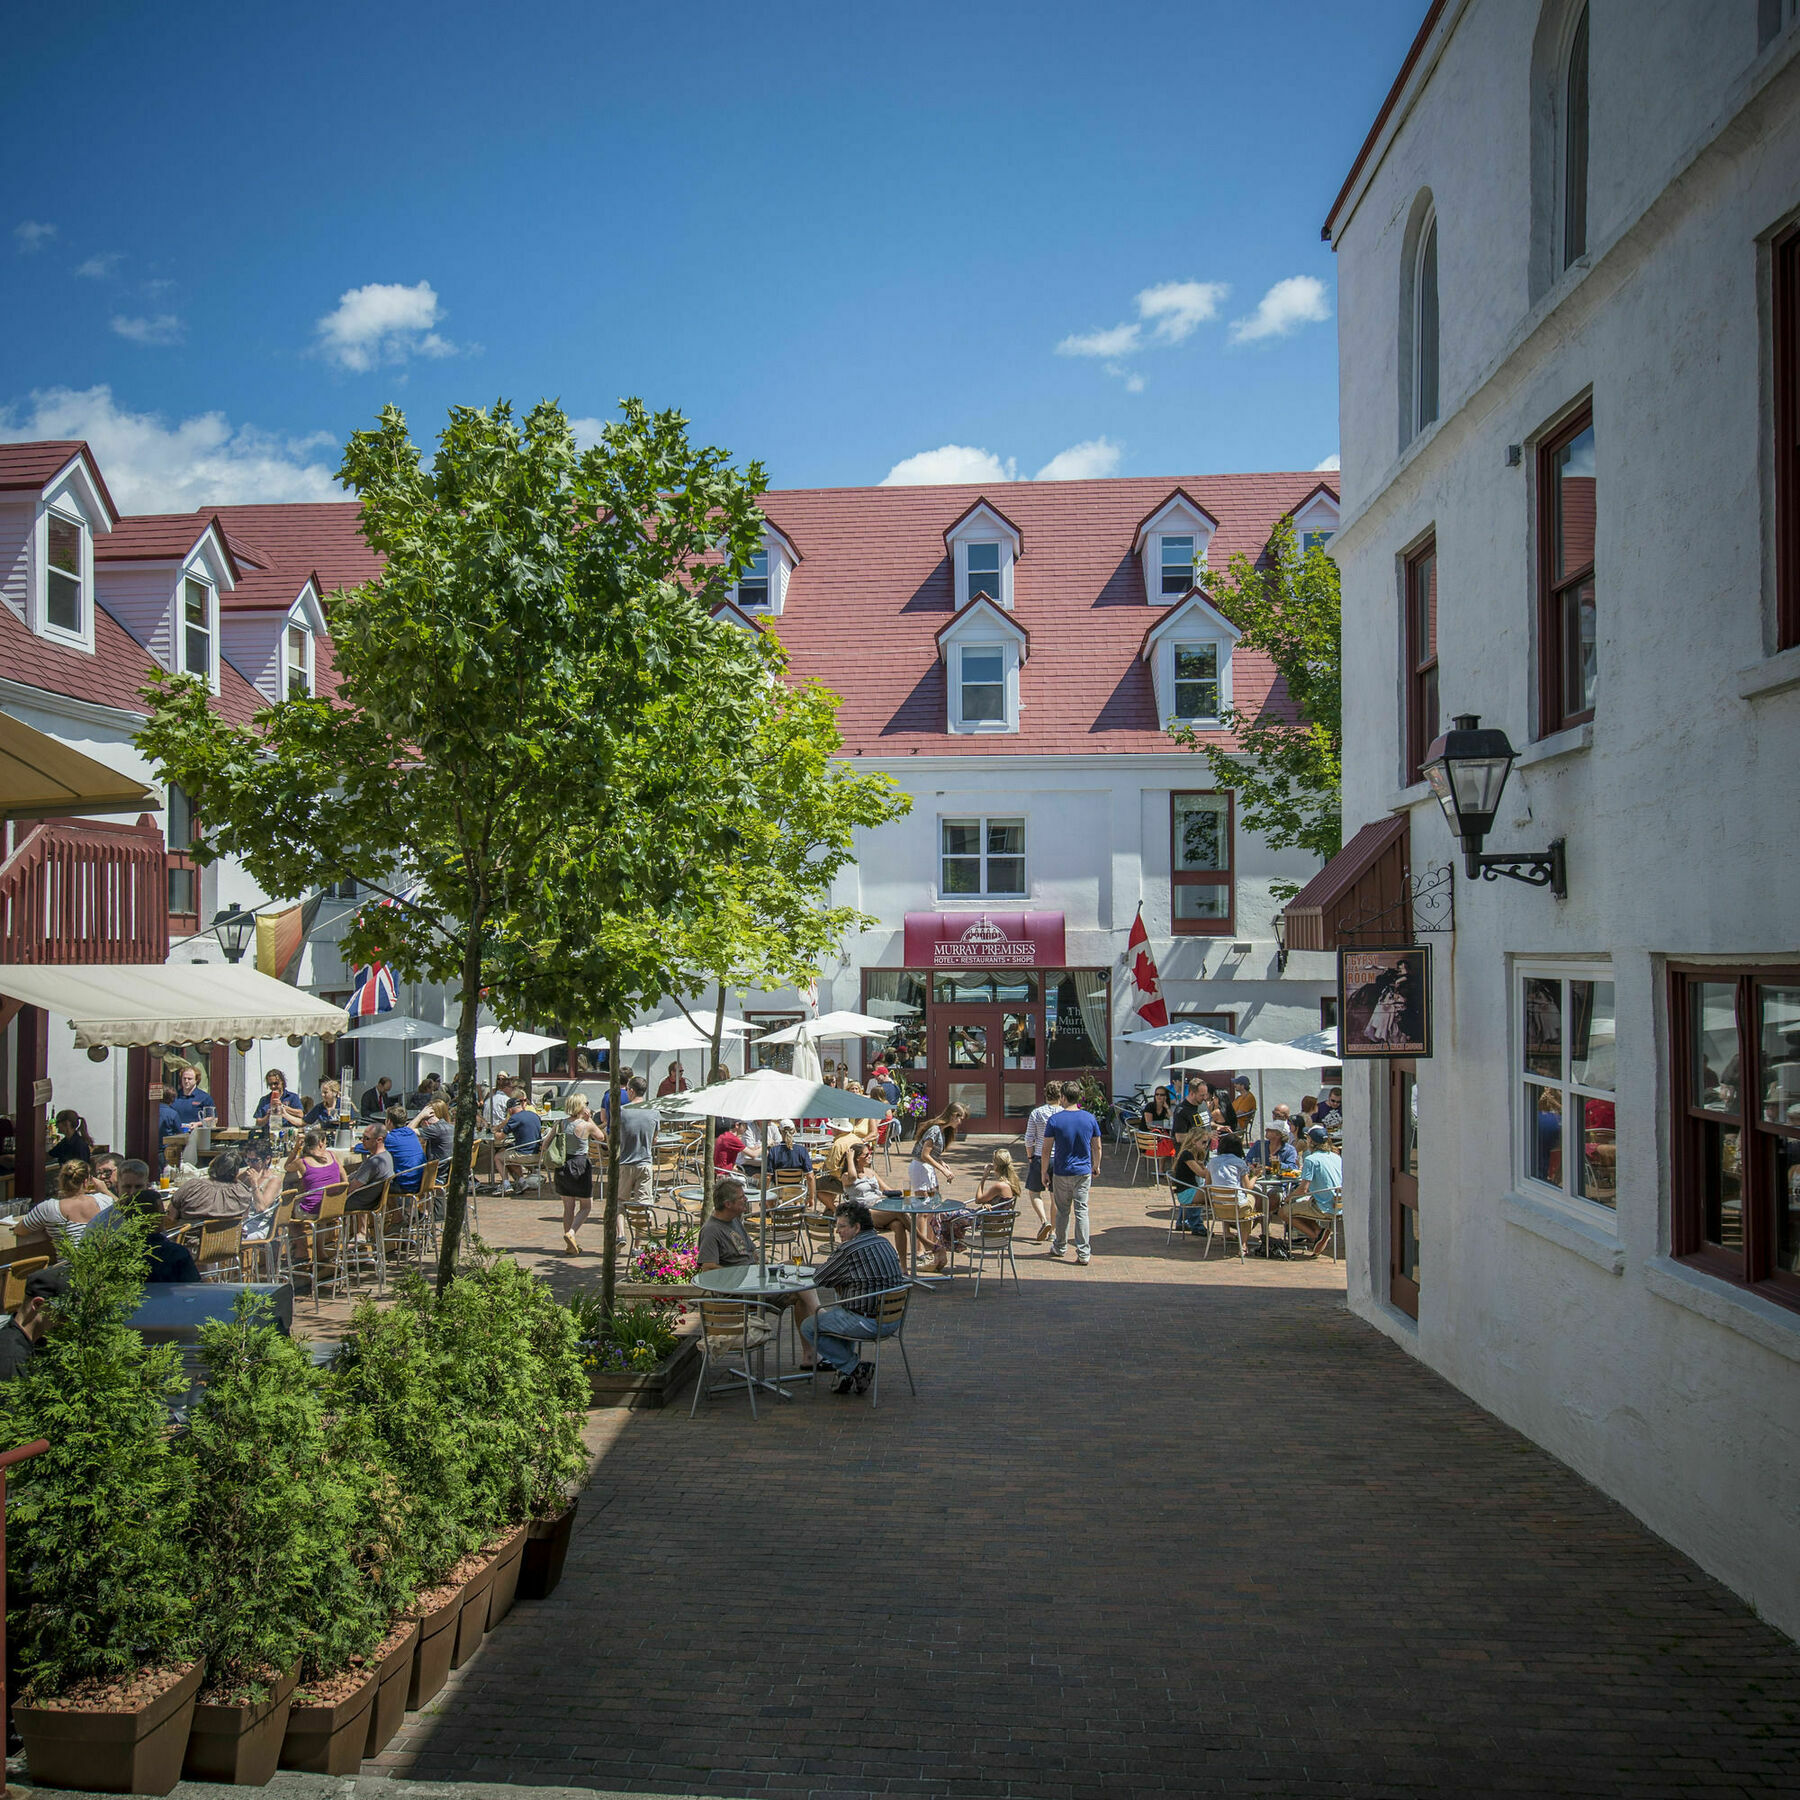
[1282, 816, 1411, 952]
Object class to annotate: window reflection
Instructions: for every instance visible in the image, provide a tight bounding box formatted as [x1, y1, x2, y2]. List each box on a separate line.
[1002, 1012, 1037, 1069]
[1523, 978, 1562, 1079]
[1527, 1081, 1563, 1186]
[865, 970, 927, 1074]
[948, 1026, 988, 1070]
[1046, 970, 1108, 1069]
[1692, 982, 1740, 1113]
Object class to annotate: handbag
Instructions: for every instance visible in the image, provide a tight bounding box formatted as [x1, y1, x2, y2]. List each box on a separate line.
[545, 1129, 569, 1171]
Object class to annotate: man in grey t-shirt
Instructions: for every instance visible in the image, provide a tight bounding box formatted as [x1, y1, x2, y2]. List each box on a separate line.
[695, 1177, 756, 1269]
[617, 1076, 657, 1209]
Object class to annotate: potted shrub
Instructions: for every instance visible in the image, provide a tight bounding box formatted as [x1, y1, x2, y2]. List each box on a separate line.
[1, 1220, 200, 1796]
[330, 1276, 480, 1711]
[571, 1294, 695, 1410]
[281, 1371, 421, 1774]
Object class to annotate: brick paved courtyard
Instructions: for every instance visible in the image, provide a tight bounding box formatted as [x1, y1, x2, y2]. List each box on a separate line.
[357, 1141, 1800, 1800]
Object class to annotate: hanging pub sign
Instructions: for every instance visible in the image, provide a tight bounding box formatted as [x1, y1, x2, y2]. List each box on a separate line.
[1338, 944, 1433, 1058]
[902, 912, 1066, 970]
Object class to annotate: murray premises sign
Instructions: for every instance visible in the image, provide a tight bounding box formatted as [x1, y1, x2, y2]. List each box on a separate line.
[902, 911, 1068, 971]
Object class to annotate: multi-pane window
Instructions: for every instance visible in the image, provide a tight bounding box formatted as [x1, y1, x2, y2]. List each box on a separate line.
[1539, 404, 1597, 732]
[166, 783, 201, 927]
[285, 625, 311, 698]
[1775, 221, 1799, 652]
[967, 542, 1001, 602]
[1170, 790, 1233, 934]
[738, 548, 769, 610]
[45, 513, 84, 634]
[1172, 643, 1219, 720]
[1562, 4, 1589, 269]
[1518, 966, 1616, 1209]
[1405, 537, 1439, 784]
[1302, 529, 1335, 554]
[941, 817, 1025, 897]
[1160, 535, 1195, 595]
[1670, 966, 1800, 1311]
[1414, 215, 1440, 436]
[183, 578, 212, 679]
[959, 647, 1005, 723]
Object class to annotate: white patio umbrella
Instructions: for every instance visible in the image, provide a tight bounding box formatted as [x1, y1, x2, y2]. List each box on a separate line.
[757, 1010, 896, 1044]
[1170, 1038, 1336, 1135]
[790, 1027, 824, 1085]
[1120, 1020, 1244, 1047]
[671, 1071, 888, 1264]
[587, 1016, 758, 1090]
[1284, 1026, 1339, 1061]
[415, 1028, 564, 1062]
[343, 1012, 446, 1042]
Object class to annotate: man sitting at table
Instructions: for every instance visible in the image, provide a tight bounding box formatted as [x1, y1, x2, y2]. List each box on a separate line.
[170, 1150, 263, 1223]
[106, 1182, 202, 1283]
[383, 1103, 426, 1194]
[345, 1122, 395, 1211]
[697, 1177, 822, 1363]
[1289, 1126, 1344, 1253]
[800, 1199, 908, 1395]
[656, 1061, 689, 1098]
[765, 1121, 815, 1205]
[1249, 1120, 1300, 1174]
[168, 1063, 215, 1128]
[499, 1093, 543, 1193]
[0, 1262, 70, 1380]
[359, 1075, 395, 1118]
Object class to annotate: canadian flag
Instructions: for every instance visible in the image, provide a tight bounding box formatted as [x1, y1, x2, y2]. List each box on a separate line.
[1126, 906, 1169, 1028]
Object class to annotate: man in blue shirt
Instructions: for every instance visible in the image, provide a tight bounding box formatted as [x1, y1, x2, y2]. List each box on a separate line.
[765, 1120, 816, 1205]
[1042, 1080, 1102, 1266]
[1250, 1121, 1301, 1174]
[167, 1063, 214, 1127]
[383, 1103, 426, 1194]
[500, 1094, 544, 1194]
[1291, 1126, 1344, 1254]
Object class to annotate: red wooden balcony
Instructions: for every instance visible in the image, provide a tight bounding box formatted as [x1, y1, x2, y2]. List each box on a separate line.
[0, 814, 169, 964]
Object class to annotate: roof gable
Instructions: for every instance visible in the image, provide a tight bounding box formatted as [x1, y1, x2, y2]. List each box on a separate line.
[99, 513, 240, 587]
[0, 441, 120, 527]
[1131, 487, 1219, 554]
[936, 594, 1030, 662]
[941, 496, 1023, 558]
[1138, 590, 1242, 662]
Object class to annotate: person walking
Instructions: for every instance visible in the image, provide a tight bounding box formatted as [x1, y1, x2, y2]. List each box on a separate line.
[1043, 1080, 1102, 1266]
[1021, 1088, 1058, 1241]
[556, 1095, 603, 1254]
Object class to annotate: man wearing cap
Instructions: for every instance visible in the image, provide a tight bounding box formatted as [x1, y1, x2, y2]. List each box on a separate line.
[1290, 1125, 1345, 1253]
[0, 1262, 70, 1379]
[1229, 1074, 1258, 1138]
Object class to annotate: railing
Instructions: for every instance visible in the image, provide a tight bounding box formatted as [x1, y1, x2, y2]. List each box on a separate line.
[0, 814, 169, 964]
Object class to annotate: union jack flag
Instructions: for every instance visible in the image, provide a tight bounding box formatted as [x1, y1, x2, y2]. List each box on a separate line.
[348, 961, 398, 1017]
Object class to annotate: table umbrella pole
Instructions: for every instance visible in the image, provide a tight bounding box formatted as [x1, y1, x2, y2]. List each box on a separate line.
[759, 1116, 771, 1268]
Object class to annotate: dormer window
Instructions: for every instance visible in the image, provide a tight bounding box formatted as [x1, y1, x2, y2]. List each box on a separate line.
[1173, 643, 1220, 719]
[937, 594, 1029, 733]
[1290, 482, 1342, 560]
[1161, 536, 1196, 596]
[46, 514, 85, 635]
[182, 578, 213, 679]
[738, 548, 770, 610]
[285, 624, 312, 697]
[960, 646, 1006, 722]
[967, 543, 1002, 603]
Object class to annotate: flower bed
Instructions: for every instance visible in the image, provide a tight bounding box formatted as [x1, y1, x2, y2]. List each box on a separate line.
[625, 1243, 698, 1286]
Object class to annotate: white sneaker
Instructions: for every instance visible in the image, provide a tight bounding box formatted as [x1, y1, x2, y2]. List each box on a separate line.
[1046, 1246, 1066, 1260]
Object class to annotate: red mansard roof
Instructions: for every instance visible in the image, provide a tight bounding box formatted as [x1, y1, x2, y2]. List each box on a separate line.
[0, 440, 121, 523]
[97, 512, 240, 575]
[759, 471, 1334, 756]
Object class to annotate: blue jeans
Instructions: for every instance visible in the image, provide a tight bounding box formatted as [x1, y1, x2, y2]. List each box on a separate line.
[801, 1304, 901, 1374]
[1173, 1185, 1207, 1232]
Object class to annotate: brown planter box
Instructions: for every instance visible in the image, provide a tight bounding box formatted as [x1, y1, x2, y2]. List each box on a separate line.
[517, 1497, 579, 1601]
[406, 1582, 464, 1709]
[451, 1553, 499, 1669]
[16, 1660, 204, 1796]
[363, 1619, 421, 1760]
[279, 1663, 378, 1776]
[182, 1661, 301, 1785]
[485, 1524, 530, 1630]
[588, 1332, 700, 1409]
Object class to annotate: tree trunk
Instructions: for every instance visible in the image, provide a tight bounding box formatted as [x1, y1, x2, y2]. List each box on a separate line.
[599, 1029, 623, 1316]
[435, 916, 485, 1291]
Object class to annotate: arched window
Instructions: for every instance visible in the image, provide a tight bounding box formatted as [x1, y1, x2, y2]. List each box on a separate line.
[1562, 3, 1589, 268]
[1414, 213, 1440, 436]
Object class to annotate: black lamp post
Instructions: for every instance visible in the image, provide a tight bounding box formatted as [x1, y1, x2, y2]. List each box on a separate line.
[210, 904, 257, 963]
[1420, 714, 1567, 897]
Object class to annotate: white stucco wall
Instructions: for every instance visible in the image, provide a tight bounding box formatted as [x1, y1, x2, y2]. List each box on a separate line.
[1330, 0, 1800, 1639]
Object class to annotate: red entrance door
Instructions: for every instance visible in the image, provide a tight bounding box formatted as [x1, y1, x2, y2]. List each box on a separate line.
[933, 1006, 1042, 1131]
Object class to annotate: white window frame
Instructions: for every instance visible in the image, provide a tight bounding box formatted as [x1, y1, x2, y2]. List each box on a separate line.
[40, 505, 90, 648]
[1158, 534, 1196, 597]
[944, 503, 1021, 611]
[1558, 2, 1590, 273]
[939, 815, 1027, 900]
[1170, 640, 1222, 723]
[1513, 958, 1618, 1220]
[948, 638, 1020, 733]
[954, 537, 1015, 610]
[1413, 208, 1440, 438]
[735, 546, 771, 611]
[284, 620, 313, 698]
[180, 575, 217, 688]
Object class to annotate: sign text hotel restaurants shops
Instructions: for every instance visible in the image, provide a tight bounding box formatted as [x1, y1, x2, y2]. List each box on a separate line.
[901, 913, 1068, 970]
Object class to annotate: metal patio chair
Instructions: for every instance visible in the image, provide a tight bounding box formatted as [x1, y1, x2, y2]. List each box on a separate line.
[689, 1299, 779, 1420]
[966, 1207, 1020, 1297]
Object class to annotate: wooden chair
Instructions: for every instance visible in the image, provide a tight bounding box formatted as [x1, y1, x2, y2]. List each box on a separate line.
[621, 1201, 658, 1263]
[3, 1256, 50, 1313]
[688, 1300, 778, 1419]
[1203, 1185, 1260, 1260]
[764, 1203, 806, 1263]
[800, 1214, 837, 1264]
[771, 1169, 809, 1206]
[194, 1219, 247, 1284]
[1285, 1188, 1342, 1261]
[859, 1286, 917, 1408]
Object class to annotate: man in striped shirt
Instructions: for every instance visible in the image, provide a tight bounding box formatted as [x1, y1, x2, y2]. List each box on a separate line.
[801, 1199, 907, 1394]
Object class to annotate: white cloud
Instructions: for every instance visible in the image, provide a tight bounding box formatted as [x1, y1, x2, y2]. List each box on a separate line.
[14, 221, 56, 253]
[111, 313, 184, 347]
[0, 385, 340, 512]
[1229, 275, 1332, 345]
[1123, 372, 1146, 394]
[1034, 437, 1123, 482]
[880, 444, 1019, 486]
[314, 280, 462, 372]
[567, 416, 607, 452]
[1056, 322, 1142, 360]
[76, 252, 122, 279]
[881, 437, 1126, 486]
[1314, 451, 1340, 471]
[1136, 280, 1229, 345]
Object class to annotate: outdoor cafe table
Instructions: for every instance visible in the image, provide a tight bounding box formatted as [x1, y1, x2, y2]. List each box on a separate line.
[1250, 1174, 1304, 1258]
[693, 1262, 821, 1398]
[871, 1194, 965, 1286]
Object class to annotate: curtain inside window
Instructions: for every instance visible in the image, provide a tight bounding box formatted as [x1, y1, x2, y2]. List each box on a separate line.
[1071, 971, 1110, 1069]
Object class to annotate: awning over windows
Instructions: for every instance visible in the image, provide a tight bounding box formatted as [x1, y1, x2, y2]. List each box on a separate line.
[0, 961, 349, 1048]
[1281, 814, 1411, 952]
[0, 712, 155, 822]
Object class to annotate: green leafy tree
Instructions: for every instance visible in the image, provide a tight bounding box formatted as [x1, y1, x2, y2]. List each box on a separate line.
[0, 1220, 194, 1700]
[135, 397, 770, 1289]
[1168, 517, 1342, 897]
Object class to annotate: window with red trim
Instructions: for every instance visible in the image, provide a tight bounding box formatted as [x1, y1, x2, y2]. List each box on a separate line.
[1404, 536, 1439, 784]
[1538, 403, 1597, 735]
[166, 783, 201, 935]
[1669, 965, 1800, 1314]
[1171, 791, 1234, 936]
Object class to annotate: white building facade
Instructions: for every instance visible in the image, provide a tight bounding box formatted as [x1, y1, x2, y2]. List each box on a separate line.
[1325, 0, 1800, 1638]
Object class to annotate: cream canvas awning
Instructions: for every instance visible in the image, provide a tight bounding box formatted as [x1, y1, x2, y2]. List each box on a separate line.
[0, 712, 155, 823]
[0, 962, 350, 1048]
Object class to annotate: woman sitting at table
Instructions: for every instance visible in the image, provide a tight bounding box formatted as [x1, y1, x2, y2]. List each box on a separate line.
[45, 1109, 94, 1168]
[1207, 1131, 1252, 1191]
[924, 1148, 1020, 1273]
[285, 1127, 341, 1217]
[305, 1080, 348, 1128]
[843, 1138, 912, 1266]
[255, 1069, 304, 1132]
[1170, 1124, 1213, 1233]
[1142, 1083, 1175, 1132]
[22, 1159, 109, 1244]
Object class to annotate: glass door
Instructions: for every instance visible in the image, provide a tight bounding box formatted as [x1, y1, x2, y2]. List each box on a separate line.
[1389, 1060, 1420, 1318]
[938, 1009, 998, 1129]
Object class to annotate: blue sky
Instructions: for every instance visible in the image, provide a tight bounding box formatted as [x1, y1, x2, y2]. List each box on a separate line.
[2, 0, 1421, 512]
